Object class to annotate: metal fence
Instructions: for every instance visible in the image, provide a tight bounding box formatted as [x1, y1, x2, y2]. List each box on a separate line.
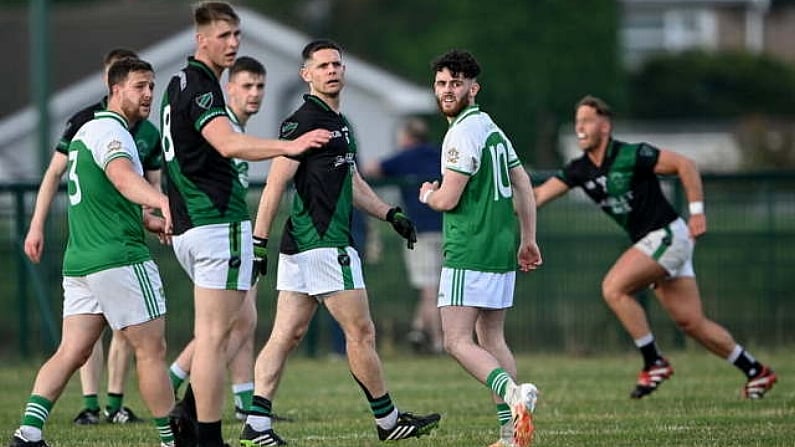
[1, 171, 793, 360]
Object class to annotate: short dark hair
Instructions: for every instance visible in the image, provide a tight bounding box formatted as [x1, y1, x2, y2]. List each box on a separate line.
[576, 95, 613, 121]
[193, 1, 239, 27]
[402, 116, 429, 143]
[431, 49, 481, 79]
[107, 58, 154, 94]
[103, 48, 138, 68]
[301, 39, 342, 62]
[229, 56, 266, 78]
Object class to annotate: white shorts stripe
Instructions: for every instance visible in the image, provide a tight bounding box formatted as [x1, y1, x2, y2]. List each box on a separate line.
[438, 267, 516, 309]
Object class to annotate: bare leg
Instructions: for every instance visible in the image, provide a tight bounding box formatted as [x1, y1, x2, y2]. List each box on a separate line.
[601, 247, 666, 339]
[78, 337, 104, 402]
[253, 291, 317, 400]
[191, 286, 245, 423]
[32, 315, 107, 401]
[122, 317, 174, 418]
[440, 306, 501, 383]
[325, 290, 387, 397]
[106, 330, 133, 395]
[475, 309, 516, 402]
[654, 277, 736, 357]
[419, 285, 443, 353]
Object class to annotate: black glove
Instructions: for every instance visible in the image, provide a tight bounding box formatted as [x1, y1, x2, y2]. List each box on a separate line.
[253, 236, 268, 276]
[386, 207, 417, 250]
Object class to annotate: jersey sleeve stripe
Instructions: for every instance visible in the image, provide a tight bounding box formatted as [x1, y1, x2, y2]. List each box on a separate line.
[195, 108, 227, 132]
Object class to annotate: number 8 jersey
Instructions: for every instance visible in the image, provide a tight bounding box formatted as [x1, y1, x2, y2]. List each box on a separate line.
[160, 57, 249, 235]
[441, 105, 521, 272]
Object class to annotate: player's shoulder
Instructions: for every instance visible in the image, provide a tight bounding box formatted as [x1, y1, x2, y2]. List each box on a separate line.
[132, 119, 160, 137]
[66, 101, 104, 128]
[166, 60, 220, 96]
[279, 100, 325, 138]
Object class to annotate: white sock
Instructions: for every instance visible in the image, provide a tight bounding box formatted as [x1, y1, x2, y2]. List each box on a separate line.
[170, 363, 188, 380]
[246, 414, 272, 432]
[634, 333, 655, 348]
[19, 426, 42, 442]
[375, 408, 399, 430]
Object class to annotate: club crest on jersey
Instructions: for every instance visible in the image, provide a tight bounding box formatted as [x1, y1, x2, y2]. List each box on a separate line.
[195, 92, 214, 110]
[333, 153, 355, 169]
[281, 121, 299, 137]
[446, 147, 460, 165]
[106, 139, 123, 155]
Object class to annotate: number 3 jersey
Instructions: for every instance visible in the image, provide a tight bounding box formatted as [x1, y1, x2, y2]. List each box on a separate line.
[441, 105, 522, 273]
[555, 139, 678, 242]
[63, 111, 150, 276]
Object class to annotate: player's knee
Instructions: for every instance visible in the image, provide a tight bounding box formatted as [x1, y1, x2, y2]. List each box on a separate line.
[342, 320, 376, 345]
[131, 337, 167, 362]
[56, 344, 95, 370]
[601, 279, 626, 306]
[672, 314, 703, 336]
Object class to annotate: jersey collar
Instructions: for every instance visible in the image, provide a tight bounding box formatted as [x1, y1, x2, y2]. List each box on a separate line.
[225, 106, 244, 131]
[304, 94, 337, 114]
[450, 104, 480, 127]
[188, 56, 219, 81]
[93, 110, 129, 130]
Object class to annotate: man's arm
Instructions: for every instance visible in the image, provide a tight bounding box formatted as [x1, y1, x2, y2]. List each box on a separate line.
[352, 168, 393, 220]
[201, 117, 330, 161]
[106, 157, 171, 235]
[24, 151, 69, 263]
[353, 168, 417, 249]
[510, 166, 542, 272]
[418, 169, 468, 212]
[654, 149, 706, 238]
[253, 156, 300, 239]
[144, 169, 162, 192]
[533, 177, 570, 208]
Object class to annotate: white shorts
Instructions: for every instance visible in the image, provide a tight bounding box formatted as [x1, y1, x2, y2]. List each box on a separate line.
[63, 260, 166, 330]
[276, 246, 365, 297]
[634, 218, 695, 278]
[172, 221, 253, 291]
[404, 232, 442, 289]
[437, 267, 516, 309]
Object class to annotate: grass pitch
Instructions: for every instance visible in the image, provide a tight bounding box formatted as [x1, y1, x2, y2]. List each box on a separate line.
[0, 349, 792, 446]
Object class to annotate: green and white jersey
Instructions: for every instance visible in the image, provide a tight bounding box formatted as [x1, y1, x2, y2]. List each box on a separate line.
[226, 106, 249, 189]
[63, 110, 151, 276]
[441, 105, 521, 272]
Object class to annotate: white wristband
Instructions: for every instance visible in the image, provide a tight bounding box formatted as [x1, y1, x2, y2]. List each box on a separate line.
[420, 189, 434, 204]
[688, 201, 704, 215]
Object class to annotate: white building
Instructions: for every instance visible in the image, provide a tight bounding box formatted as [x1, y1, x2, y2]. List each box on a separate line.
[0, 7, 435, 182]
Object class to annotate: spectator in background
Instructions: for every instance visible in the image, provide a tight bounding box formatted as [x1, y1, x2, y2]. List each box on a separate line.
[362, 117, 443, 354]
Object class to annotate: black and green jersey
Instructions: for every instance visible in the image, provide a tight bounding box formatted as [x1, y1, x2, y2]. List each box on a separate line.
[556, 139, 679, 242]
[55, 97, 162, 171]
[160, 57, 249, 235]
[278, 95, 355, 254]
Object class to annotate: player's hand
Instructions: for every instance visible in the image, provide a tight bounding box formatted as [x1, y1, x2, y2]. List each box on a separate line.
[386, 207, 417, 249]
[286, 129, 332, 156]
[143, 208, 171, 245]
[23, 228, 44, 264]
[688, 213, 706, 239]
[518, 240, 543, 273]
[253, 236, 268, 276]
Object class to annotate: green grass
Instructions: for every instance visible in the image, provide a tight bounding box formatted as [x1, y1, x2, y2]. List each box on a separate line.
[1, 349, 793, 446]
